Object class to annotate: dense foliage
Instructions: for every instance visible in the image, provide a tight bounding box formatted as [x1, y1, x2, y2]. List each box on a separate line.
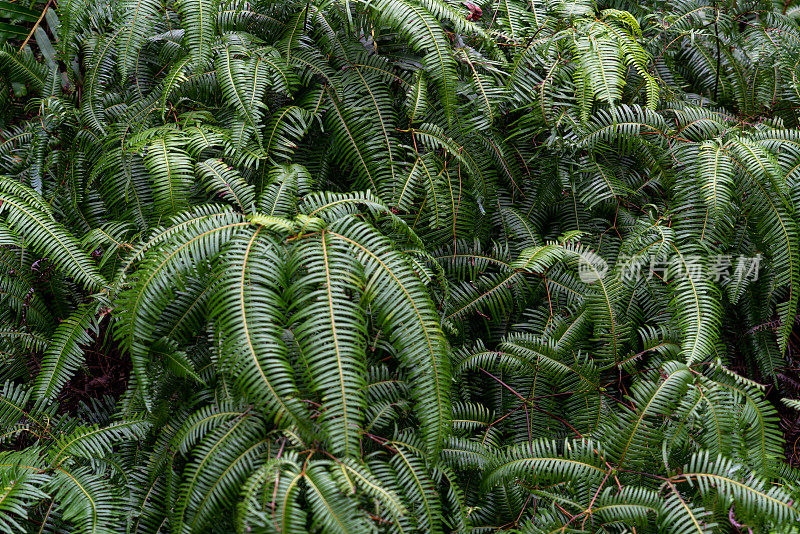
[5, 0, 800, 531]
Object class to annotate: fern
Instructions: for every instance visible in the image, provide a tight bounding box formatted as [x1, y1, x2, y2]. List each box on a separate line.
[2, 0, 800, 531]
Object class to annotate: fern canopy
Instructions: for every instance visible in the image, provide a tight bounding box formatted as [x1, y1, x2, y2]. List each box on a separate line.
[3, 0, 800, 532]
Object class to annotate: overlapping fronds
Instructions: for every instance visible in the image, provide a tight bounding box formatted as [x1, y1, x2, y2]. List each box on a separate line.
[2, 0, 800, 531]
